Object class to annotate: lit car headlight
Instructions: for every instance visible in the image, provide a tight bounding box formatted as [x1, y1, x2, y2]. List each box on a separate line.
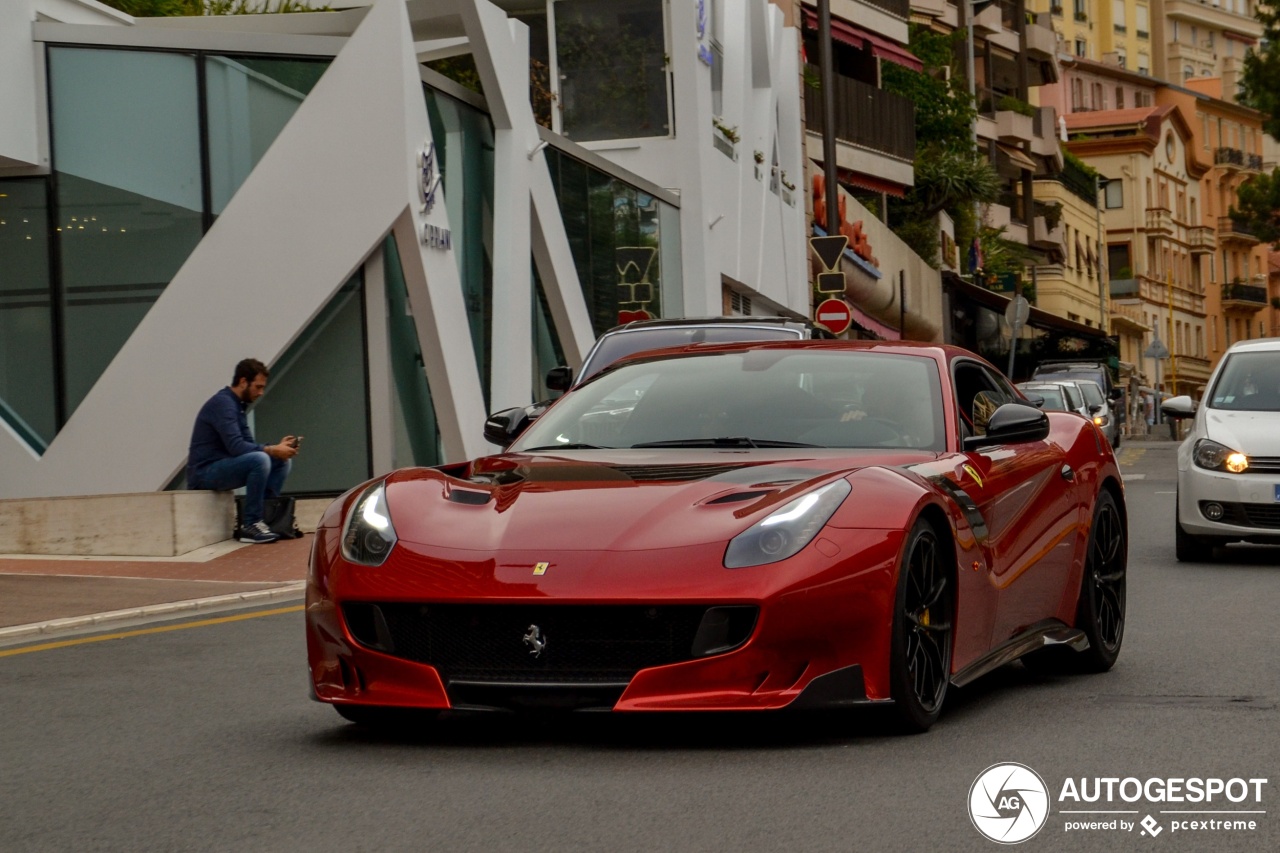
[1193, 439, 1249, 474]
[724, 479, 851, 568]
[341, 481, 398, 566]
[1093, 414, 1110, 427]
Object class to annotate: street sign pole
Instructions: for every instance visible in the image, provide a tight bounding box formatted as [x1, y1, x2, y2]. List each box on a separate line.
[1004, 295, 1030, 379]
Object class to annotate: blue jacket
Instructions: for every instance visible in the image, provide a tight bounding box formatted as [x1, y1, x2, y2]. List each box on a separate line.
[187, 387, 263, 477]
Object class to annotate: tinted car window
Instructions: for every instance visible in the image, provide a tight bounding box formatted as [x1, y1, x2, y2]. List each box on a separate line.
[515, 350, 946, 451]
[580, 326, 801, 382]
[1077, 381, 1105, 408]
[1208, 351, 1280, 412]
[1024, 386, 1067, 410]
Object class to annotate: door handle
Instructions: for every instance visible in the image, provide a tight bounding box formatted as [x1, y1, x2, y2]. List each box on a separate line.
[1060, 464, 1075, 482]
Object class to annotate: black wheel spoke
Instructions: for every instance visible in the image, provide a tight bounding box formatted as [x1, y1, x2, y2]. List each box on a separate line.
[899, 527, 952, 715]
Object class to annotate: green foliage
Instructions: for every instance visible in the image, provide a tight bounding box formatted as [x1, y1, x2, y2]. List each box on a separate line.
[1240, 5, 1280, 141]
[978, 225, 1037, 282]
[1063, 149, 1099, 180]
[996, 95, 1036, 118]
[426, 56, 483, 96]
[1229, 167, 1280, 245]
[98, 0, 329, 15]
[881, 26, 975, 155]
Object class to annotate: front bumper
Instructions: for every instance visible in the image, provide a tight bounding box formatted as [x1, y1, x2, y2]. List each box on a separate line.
[306, 525, 903, 712]
[1178, 465, 1280, 541]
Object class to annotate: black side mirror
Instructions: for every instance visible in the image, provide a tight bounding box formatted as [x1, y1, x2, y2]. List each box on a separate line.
[1088, 404, 1103, 415]
[483, 407, 532, 446]
[546, 366, 573, 393]
[964, 403, 1050, 451]
[1108, 388, 1124, 401]
[1023, 394, 1046, 408]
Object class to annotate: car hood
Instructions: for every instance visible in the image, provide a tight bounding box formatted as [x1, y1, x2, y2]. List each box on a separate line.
[385, 449, 937, 552]
[1204, 410, 1280, 456]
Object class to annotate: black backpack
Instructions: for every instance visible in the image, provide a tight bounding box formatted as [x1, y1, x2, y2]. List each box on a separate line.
[235, 495, 304, 539]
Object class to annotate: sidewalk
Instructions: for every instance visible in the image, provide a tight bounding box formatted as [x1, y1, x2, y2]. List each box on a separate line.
[0, 535, 310, 635]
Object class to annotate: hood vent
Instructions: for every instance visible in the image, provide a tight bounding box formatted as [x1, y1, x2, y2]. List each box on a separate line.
[447, 488, 491, 505]
[606, 463, 749, 482]
[706, 489, 772, 505]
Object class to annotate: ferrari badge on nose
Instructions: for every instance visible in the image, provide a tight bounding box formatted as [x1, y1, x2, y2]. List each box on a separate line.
[533, 562, 549, 576]
[523, 625, 547, 657]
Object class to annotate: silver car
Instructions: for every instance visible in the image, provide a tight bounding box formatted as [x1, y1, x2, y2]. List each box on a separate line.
[1164, 338, 1280, 561]
[1025, 378, 1119, 448]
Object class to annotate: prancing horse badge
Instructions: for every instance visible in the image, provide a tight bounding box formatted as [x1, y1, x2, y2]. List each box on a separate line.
[533, 562, 549, 576]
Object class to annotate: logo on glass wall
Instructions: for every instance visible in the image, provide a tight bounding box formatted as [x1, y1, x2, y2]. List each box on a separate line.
[616, 247, 657, 323]
[418, 140, 441, 214]
[696, 0, 713, 66]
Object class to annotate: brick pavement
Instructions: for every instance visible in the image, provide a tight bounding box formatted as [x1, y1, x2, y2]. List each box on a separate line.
[0, 534, 311, 629]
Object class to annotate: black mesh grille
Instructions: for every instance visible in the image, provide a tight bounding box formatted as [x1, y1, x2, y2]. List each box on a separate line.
[357, 603, 722, 683]
[606, 464, 749, 482]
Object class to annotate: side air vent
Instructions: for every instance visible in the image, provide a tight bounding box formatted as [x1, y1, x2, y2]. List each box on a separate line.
[447, 488, 491, 505]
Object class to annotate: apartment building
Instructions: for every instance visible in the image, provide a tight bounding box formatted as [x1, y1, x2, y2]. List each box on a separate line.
[1037, 0, 1154, 74]
[1066, 105, 1211, 396]
[1158, 76, 1271, 367]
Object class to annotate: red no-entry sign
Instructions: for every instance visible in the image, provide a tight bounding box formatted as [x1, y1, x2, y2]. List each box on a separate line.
[815, 297, 853, 336]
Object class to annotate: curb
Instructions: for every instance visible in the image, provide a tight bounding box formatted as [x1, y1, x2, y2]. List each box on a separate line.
[0, 581, 306, 641]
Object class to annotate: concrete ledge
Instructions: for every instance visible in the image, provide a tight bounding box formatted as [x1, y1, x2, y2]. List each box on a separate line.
[0, 491, 234, 557]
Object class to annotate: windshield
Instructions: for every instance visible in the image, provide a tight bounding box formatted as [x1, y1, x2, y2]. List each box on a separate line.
[1209, 351, 1280, 411]
[513, 349, 946, 451]
[579, 326, 802, 383]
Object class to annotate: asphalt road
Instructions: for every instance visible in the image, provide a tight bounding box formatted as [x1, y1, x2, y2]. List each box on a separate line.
[1, 443, 1276, 853]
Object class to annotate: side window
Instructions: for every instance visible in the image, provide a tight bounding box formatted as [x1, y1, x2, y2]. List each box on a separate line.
[954, 363, 1013, 437]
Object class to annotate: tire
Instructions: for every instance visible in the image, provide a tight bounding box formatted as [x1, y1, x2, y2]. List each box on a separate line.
[334, 704, 439, 730]
[888, 518, 954, 733]
[1175, 519, 1215, 562]
[1073, 489, 1126, 673]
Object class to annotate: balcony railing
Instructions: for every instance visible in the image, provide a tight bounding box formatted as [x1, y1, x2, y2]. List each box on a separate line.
[1215, 147, 1245, 168]
[1222, 280, 1268, 306]
[1145, 206, 1173, 233]
[1218, 215, 1259, 243]
[1110, 278, 1139, 297]
[1247, 153, 1264, 171]
[804, 67, 916, 163]
[1187, 225, 1216, 254]
[860, 0, 910, 17]
[1056, 156, 1099, 206]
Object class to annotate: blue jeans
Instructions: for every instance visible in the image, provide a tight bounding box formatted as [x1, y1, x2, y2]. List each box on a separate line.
[190, 452, 291, 527]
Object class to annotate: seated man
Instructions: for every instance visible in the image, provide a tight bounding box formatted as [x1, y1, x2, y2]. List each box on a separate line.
[187, 358, 299, 544]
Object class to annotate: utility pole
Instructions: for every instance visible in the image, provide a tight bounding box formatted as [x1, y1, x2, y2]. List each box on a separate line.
[1096, 175, 1107, 331]
[818, 0, 838, 238]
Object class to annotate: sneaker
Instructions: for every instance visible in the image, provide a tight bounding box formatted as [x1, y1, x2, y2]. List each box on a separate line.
[237, 521, 279, 544]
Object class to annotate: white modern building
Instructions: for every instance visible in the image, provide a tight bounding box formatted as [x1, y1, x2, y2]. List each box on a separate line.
[0, 0, 807, 499]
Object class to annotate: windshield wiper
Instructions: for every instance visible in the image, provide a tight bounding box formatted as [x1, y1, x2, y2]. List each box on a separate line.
[631, 437, 819, 449]
[522, 443, 609, 451]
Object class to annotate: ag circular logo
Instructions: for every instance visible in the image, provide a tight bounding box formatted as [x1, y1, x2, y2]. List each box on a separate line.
[969, 762, 1051, 844]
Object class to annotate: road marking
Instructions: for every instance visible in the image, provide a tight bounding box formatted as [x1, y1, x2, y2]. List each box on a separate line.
[0, 605, 303, 658]
[1155, 491, 1176, 494]
[1124, 474, 1146, 480]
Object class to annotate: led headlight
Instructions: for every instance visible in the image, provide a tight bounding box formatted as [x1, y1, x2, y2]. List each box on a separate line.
[1193, 439, 1249, 474]
[1093, 415, 1109, 427]
[724, 479, 851, 569]
[341, 481, 398, 566]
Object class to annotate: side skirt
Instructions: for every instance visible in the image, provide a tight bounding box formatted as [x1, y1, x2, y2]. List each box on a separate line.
[950, 620, 1089, 689]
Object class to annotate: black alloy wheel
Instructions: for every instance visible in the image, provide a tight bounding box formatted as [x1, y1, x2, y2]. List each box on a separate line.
[1075, 490, 1126, 672]
[889, 518, 954, 733]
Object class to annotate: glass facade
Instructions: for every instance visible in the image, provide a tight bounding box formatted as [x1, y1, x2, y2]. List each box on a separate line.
[0, 39, 680, 495]
[0, 179, 55, 449]
[0, 46, 334, 448]
[424, 86, 495, 407]
[383, 236, 443, 469]
[253, 273, 371, 494]
[545, 146, 677, 336]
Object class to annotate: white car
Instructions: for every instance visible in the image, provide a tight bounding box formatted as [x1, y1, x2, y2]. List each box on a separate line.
[1164, 338, 1280, 561]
